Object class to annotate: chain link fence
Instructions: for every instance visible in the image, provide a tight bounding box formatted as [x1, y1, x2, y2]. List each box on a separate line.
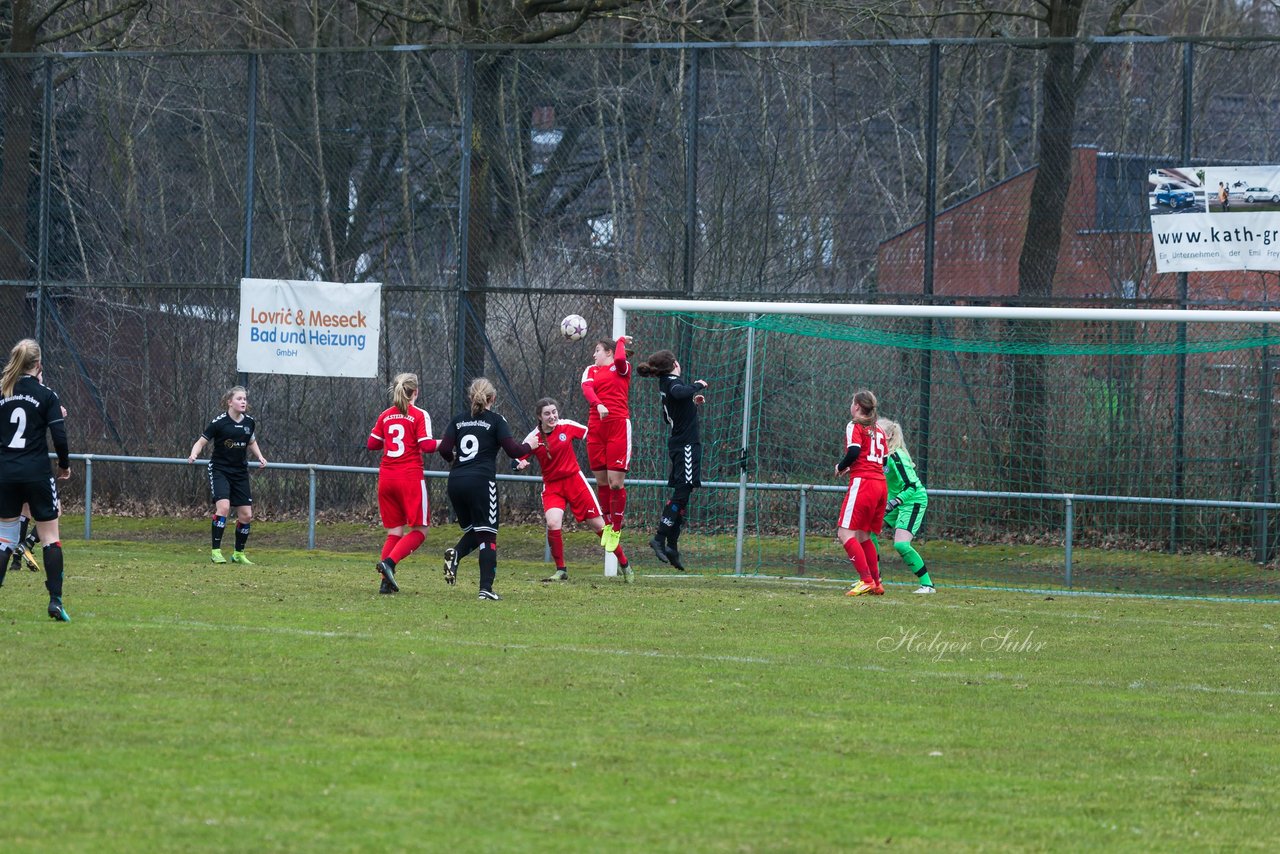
[3, 39, 1280, 568]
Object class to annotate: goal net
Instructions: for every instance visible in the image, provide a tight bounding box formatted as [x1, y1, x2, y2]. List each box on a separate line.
[615, 299, 1280, 597]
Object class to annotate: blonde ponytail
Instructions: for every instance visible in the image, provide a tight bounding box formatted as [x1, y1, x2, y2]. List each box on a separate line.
[468, 377, 497, 416]
[1, 339, 41, 398]
[389, 372, 419, 415]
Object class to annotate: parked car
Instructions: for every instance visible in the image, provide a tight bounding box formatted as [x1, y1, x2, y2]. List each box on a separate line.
[1154, 183, 1196, 208]
[1243, 186, 1279, 204]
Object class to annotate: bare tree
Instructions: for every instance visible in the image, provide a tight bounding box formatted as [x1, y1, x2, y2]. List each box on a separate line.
[0, 0, 148, 317]
[350, 0, 654, 407]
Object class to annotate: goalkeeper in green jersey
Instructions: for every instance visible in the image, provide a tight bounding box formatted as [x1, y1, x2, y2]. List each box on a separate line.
[878, 419, 936, 594]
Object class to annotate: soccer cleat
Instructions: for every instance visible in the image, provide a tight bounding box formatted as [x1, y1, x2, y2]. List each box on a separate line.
[378, 578, 395, 595]
[230, 551, 254, 565]
[870, 583, 886, 595]
[48, 597, 70, 622]
[913, 585, 937, 595]
[211, 549, 227, 564]
[443, 548, 458, 585]
[478, 589, 502, 601]
[15, 544, 39, 573]
[664, 545, 685, 572]
[845, 580, 876, 597]
[600, 527, 621, 552]
[377, 559, 399, 593]
[648, 536, 669, 564]
[621, 562, 634, 584]
[542, 569, 568, 582]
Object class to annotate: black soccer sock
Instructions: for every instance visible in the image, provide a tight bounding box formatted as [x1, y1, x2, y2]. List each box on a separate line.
[455, 530, 480, 560]
[211, 515, 227, 549]
[668, 504, 688, 548]
[43, 542, 64, 598]
[0, 548, 8, 587]
[657, 499, 679, 540]
[17, 516, 29, 547]
[667, 486, 693, 547]
[235, 522, 251, 552]
[477, 536, 498, 591]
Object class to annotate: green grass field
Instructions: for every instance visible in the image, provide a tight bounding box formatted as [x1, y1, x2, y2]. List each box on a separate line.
[2, 521, 1278, 852]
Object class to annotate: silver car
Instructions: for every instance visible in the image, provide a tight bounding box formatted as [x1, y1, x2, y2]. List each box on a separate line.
[1243, 186, 1279, 203]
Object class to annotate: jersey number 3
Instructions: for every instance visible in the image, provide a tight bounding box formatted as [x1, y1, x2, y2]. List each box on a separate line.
[385, 423, 406, 457]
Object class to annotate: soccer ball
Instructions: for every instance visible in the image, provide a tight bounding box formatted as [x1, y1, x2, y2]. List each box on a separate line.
[560, 314, 588, 342]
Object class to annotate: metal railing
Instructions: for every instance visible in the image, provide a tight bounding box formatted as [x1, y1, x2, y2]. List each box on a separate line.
[65, 453, 1280, 586]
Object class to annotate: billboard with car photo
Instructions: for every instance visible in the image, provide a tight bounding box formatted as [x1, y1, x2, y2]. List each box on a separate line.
[1149, 165, 1280, 272]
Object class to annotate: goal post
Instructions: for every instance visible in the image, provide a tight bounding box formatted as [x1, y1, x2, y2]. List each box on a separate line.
[610, 298, 1280, 591]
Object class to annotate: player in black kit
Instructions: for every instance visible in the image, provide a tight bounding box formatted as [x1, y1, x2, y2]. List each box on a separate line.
[636, 350, 708, 571]
[188, 385, 268, 564]
[0, 339, 72, 621]
[436, 378, 538, 601]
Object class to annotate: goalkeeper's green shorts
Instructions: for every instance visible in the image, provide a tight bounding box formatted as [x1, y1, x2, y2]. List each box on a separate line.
[885, 497, 928, 536]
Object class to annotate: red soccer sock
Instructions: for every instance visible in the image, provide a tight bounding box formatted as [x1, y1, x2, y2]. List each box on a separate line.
[614, 542, 627, 564]
[861, 538, 881, 585]
[597, 486, 613, 527]
[389, 529, 426, 564]
[610, 486, 627, 532]
[381, 534, 403, 560]
[843, 537, 873, 584]
[547, 528, 565, 568]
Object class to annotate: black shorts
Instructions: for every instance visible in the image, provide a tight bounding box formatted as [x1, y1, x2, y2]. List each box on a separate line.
[667, 443, 702, 488]
[208, 466, 253, 507]
[0, 477, 61, 522]
[447, 476, 498, 534]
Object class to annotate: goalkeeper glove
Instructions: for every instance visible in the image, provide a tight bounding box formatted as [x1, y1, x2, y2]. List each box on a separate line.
[886, 498, 902, 512]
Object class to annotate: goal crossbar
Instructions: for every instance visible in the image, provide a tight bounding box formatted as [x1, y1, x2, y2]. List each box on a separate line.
[613, 298, 1280, 337]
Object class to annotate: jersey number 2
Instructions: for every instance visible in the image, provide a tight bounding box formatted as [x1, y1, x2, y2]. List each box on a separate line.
[7, 409, 27, 449]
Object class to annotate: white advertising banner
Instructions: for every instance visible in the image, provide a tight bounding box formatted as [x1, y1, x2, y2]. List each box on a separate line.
[1150, 165, 1280, 273]
[237, 278, 381, 378]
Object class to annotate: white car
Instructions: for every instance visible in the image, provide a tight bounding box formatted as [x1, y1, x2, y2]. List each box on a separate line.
[1243, 186, 1279, 204]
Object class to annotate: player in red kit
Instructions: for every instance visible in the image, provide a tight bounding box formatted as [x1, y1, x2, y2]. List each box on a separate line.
[581, 336, 634, 552]
[835, 389, 888, 597]
[367, 372, 439, 594]
[515, 398, 632, 582]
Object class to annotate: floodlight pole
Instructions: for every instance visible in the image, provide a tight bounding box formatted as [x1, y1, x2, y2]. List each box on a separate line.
[238, 52, 259, 389]
[1171, 40, 1194, 553]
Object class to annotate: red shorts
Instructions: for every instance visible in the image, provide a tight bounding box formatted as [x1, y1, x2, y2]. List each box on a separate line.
[586, 417, 631, 472]
[837, 476, 887, 532]
[542, 472, 603, 522]
[378, 472, 429, 529]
